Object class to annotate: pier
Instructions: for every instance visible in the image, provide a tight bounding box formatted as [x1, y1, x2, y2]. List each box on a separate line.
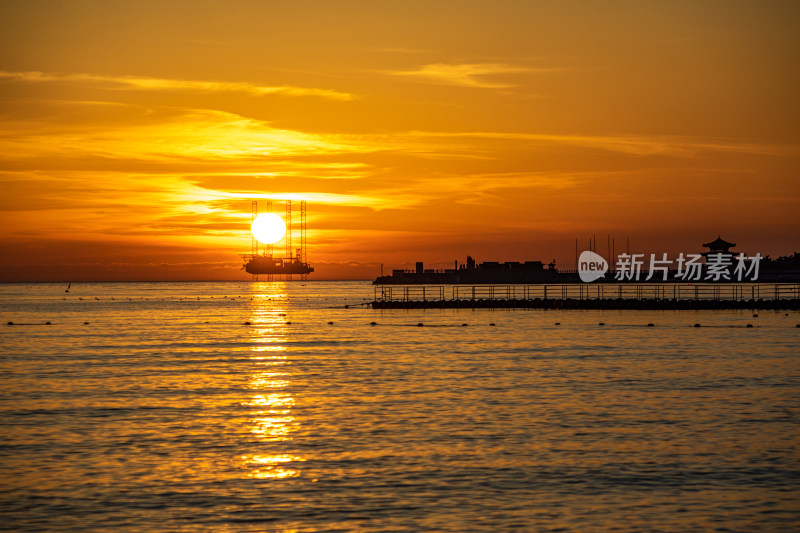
[372, 283, 800, 310]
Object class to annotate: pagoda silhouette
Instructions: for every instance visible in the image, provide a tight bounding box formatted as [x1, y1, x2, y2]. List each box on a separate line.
[701, 236, 737, 260]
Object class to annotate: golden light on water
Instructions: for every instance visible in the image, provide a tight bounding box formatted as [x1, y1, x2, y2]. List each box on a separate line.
[248, 414, 297, 442]
[239, 283, 303, 479]
[240, 454, 305, 480]
[244, 392, 294, 409]
[248, 371, 292, 390]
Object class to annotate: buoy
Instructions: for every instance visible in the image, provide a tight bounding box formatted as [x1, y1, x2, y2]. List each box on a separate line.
[647, 323, 654, 327]
[598, 322, 605, 326]
[370, 321, 377, 325]
[7, 321, 13, 325]
[84, 322, 89, 325]
[286, 321, 291, 325]
[244, 321, 251, 325]
[461, 323, 468, 327]
[489, 323, 496, 326]
[554, 322, 560, 325]
[45, 321, 51, 325]
[345, 305, 350, 309]
[417, 323, 423, 327]
[746, 324, 753, 328]
[328, 321, 334, 325]
[753, 314, 759, 318]
[694, 323, 701, 328]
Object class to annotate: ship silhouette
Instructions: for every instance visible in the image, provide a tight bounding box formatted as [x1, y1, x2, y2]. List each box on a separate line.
[243, 254, 314, 276]
[240, 199, 313, 280]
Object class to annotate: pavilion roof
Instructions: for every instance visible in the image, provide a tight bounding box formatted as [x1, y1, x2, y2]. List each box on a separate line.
[702, 236, 736, 249]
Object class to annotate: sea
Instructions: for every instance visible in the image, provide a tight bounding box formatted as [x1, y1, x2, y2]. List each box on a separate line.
[1, 281, 798, 532]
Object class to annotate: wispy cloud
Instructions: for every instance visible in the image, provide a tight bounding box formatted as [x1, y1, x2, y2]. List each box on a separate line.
[0, 106, 375, 163]
[0, 168, 402, 245]
[406, 131, 799, 157]
[348, 171, 581, 211]
[0, 71, 355, 100]
[386, 63, 554, 89]
[2, 93, 795, 253]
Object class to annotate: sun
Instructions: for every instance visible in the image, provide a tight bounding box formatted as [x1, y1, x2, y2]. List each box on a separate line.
[251, 213, 286, 244]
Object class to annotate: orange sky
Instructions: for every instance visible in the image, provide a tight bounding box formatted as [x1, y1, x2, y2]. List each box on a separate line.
[1, 0, 799, 281]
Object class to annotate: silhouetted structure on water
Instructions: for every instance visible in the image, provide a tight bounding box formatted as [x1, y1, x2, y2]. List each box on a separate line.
[374, 237, 800, 284]
[375, 256, 564, 284]
[241, 200, 313, 280]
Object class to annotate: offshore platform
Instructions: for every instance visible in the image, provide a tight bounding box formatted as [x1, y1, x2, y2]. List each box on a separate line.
[240, 199, 314, 281]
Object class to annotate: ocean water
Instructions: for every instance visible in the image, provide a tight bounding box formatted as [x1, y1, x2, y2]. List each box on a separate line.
[1, 281, 798, 532]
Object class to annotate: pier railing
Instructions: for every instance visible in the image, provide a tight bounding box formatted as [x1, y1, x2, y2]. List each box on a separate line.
[375, 285, 446, 302]
[374, 283, 800, 303]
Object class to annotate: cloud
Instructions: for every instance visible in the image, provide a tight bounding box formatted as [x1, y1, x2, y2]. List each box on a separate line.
[0, 71, 355, 101]
[3, 92, 795, 254]
[0, 105, 377, 163]
[406, 131, 799, 157]
[343, 171, 582, 211]
[0, 167, 403, 246]
[386, 63, 544, 89]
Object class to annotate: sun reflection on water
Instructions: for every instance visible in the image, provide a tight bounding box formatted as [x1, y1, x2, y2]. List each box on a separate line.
[239, 454, 306, 479]
[240, 283, 302, 479]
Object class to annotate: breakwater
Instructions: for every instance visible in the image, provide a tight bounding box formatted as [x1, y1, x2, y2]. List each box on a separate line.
[372, 283, 800, 310]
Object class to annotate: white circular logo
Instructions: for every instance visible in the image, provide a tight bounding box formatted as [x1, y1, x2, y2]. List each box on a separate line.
[578, 251, 608, 282]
